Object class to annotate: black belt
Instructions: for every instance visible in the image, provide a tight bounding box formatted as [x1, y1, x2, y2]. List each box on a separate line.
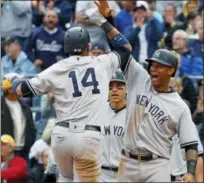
[171, 174, 184, 181]
[122, 149, 164, 161]
[102, 166, 118, 172]
[55, 121, 101, 132]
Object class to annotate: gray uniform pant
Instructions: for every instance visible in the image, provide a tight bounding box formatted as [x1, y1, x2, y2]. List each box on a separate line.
[117, 154, 171, 182]
[99, 169, 118, 182]
[51, 124, 104, 182]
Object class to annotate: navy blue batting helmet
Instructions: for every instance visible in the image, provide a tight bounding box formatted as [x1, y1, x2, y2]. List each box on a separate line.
[145, 49, 178, 77]
[64, 27, 90, 54]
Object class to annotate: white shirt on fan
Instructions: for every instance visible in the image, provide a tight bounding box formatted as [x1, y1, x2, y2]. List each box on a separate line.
[5, 98, 25, 149]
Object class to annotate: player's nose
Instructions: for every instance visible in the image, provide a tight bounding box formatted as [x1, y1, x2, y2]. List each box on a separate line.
[112, 86, 118, 92]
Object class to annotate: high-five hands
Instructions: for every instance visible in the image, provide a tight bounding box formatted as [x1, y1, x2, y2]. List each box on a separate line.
[94, 0, 113, 17]
[83, 0, 114, 26]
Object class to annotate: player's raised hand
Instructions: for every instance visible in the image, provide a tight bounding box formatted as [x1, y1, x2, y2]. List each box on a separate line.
[84, 8, 107, 27]
[94, 0, 113, 17]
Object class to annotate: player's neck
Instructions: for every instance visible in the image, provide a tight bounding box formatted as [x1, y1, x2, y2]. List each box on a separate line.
[80, 52, 89, 56]
[110, 100, 126, 110]
[154, 85, 172, 93]
[153, 78, 173, 93]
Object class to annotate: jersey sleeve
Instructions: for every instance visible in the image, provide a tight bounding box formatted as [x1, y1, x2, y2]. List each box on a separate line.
[195, 126, 204, 155]
[123, 56, 150, 92]
[26, 66, 55, 95]
[124, 56, 149, 78]
[97, 52, 121, 80]
[177, 106, 198, 148]
[198, 136, 204, 155]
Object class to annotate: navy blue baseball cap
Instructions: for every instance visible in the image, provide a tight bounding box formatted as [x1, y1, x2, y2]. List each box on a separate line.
[3, 37, 21, 46]
[3, 37, 14, 45]
[91, 42, 105, 51]
[110, 71, 126, 84]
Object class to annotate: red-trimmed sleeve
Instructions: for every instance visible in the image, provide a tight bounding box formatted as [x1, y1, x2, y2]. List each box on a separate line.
[1, 157, 28, 182]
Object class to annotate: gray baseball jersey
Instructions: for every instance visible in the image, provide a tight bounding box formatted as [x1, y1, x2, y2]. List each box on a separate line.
[102, 104, 126, 168]
[170, 125, 204, 176]
[123, 56, 198, 158]
[100, 104, 126, 182]
[25, 53, 120, 125]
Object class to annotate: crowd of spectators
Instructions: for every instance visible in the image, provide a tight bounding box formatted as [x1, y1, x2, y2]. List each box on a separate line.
[1, 0, 203, 182]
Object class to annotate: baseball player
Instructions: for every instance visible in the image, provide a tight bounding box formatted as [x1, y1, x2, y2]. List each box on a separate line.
[115, 49, 199, 182]
[100, 71, 127, 182]
[10, 1, 132, 182]
[170, 124, 204, 182]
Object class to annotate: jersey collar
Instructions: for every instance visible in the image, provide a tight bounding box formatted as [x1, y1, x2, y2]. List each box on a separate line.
[152, 86, 175, 94]
[109, 103, 126, 114]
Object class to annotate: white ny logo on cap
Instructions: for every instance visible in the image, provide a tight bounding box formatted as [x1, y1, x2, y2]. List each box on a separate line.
[155, 50, 160, 57]
[112, 73, 116, 79]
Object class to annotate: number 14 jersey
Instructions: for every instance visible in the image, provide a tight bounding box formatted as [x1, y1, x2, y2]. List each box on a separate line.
[26, 53, 120, 125]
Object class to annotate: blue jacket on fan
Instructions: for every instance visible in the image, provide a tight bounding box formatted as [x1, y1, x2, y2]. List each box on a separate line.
[24, 25, 65, 70]
[52, 0, 74, 26]
[1, 51, 40, 77]
[114, 9, 133, 34]
[176, 50, 203, 77]
[124, 18, 163, 62]
[189, 39, 204, 58]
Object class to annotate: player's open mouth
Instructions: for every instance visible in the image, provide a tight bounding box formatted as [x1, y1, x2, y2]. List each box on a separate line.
[151, 74, 159, 81]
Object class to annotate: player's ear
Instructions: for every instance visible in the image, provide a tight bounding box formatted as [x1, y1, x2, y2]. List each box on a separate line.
[85, 44, 90, 54]
[168, 67, 174, 77]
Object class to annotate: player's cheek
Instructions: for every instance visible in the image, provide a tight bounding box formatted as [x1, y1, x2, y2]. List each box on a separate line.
[109, 89, 112, 95]
[122, 92, 126, 99]
[117, 91, 123, 98]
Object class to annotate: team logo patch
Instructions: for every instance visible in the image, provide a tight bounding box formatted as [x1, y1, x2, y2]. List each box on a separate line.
[112, 73, 116, 79]
[74, 48, 82, 52]
[155, 50, 160, 57]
